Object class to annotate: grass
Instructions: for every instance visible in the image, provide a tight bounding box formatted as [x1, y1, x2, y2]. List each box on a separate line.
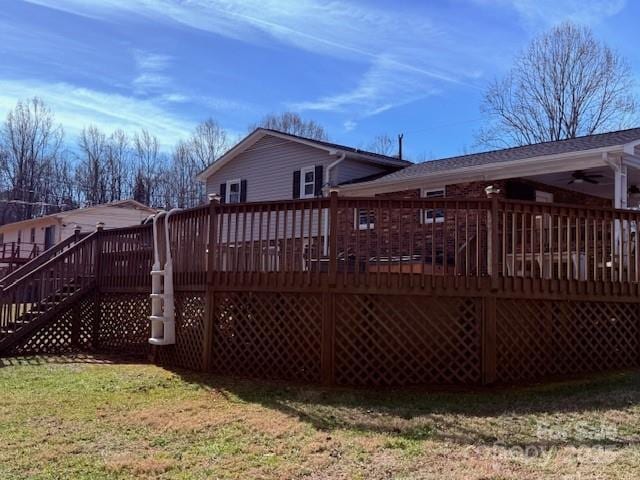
[1, 355, 639, 479]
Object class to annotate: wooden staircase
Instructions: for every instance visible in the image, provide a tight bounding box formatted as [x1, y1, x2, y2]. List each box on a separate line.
[0, 232, 97, 355]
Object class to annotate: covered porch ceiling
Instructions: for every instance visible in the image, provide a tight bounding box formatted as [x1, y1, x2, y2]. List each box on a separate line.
[525, 165, 640, 201]
[522, 147, 640, 208]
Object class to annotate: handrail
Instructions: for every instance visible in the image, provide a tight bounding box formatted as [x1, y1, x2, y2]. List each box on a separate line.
[0, 232, 90, 288]
[2, 231, 98, 293]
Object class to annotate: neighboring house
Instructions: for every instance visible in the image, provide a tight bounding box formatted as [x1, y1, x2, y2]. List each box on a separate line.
[0, 199, 156, 273]
[196, 128, 411, 202]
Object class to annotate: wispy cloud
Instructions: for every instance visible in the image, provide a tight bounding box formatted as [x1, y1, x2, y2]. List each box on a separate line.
[290, 56, 442, 119]
[24, 0, 490, 124]
[0, 79, 195, 148]
[131, 49, 173, 94]
[472, 0, 627, 26]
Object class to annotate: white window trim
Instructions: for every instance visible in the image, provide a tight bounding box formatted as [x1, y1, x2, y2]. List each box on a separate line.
[421, 187, 446, 224]
[225, 178, 242, 204]
[354, 208, 375, 230]
[300, 165, 316, 199]
[535, 190, 554, 203]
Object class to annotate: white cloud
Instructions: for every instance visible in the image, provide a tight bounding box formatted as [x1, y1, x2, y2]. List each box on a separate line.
[131, 49, 173, 94]
[472, 0, 626, 26]
[343, 120, 357, 132]
[24, 0, 488, 119]
[0, 79, 195, 149]
[290, 56, 442, 118]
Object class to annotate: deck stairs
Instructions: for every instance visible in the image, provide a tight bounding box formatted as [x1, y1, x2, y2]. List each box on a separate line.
[0, 232, 97, 355]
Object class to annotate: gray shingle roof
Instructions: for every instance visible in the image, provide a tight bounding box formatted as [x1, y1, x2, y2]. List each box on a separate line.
[258, 128, 412, 166]
[370, 127, 640, 184]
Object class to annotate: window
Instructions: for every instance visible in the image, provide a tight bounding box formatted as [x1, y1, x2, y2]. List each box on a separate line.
[17, 230, 22, 243]
[421, 188, 445, 223]
[226, 179, 242, 204]
[30, 228, 36, 244]
[300, 166, 316, 198]
[355, 208, 375, 230]
[535, 190, 554, 203]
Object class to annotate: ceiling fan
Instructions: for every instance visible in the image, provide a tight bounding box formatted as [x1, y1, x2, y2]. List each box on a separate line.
[568, 170, 604, 185]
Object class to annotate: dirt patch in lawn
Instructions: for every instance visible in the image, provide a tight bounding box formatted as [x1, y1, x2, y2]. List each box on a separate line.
[1, 357, 639, 479]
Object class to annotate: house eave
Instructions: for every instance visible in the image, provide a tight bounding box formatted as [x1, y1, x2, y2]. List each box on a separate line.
[338, 144, 628, 196]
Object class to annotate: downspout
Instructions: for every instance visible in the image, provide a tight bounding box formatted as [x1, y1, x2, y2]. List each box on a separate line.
[323, 151, 346, 255]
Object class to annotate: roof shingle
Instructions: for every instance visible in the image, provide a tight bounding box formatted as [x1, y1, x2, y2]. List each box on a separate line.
[370, 127, 640, 184]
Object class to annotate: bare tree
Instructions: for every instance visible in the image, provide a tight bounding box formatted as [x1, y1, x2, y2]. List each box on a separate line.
[0, 98, 64, 221]
[133, 129, 160, 206]
[367, 134, 395, 156]
[251, 112, 329, 140]
[76, 125, 108, 205]
[477, 22, 637, 148]
[163, 140, 199, 208]
[189, 119, 229, 171]
[105, 129, 131, 202]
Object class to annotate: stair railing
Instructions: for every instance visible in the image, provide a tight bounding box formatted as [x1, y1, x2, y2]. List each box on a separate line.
[0, 231, 98, 346]
[0, 228, 89, 288]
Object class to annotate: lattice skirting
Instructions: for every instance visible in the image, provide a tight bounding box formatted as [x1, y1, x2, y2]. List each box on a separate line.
[156, 292, 206, 371]
[496, 299, 640, 382]
[95, 293, 150, 354]
[334, 294, 482, 386]
[8, 293, 97, 356]
[210, 291, 323, 383]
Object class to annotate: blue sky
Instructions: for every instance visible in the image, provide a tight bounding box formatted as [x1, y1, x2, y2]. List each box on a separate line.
[0, 0, 637, 159]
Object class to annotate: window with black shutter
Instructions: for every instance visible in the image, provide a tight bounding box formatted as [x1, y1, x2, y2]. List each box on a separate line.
[293, 170, 301, 199]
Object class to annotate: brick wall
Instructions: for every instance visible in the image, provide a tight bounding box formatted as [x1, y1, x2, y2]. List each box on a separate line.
[375, 178, 610, 207]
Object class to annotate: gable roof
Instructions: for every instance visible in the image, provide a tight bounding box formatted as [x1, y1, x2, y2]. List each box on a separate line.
[341, 127, 640, 191]
[195, 128, 411, 182]
[0, 199, 156, 232]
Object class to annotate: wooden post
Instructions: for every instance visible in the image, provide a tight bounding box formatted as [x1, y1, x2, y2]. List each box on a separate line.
[328, 190, 339, 286]
[71, 302, 81, 348]
[321, 292, 335, 385]
[92, 222, 104, 350]
[482, 295, 497, 385]
[202, 193, 220, 371]
[485, 186, 500, 290]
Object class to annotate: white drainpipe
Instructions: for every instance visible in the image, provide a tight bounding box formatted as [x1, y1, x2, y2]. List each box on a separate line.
[323, 151, 346, 255]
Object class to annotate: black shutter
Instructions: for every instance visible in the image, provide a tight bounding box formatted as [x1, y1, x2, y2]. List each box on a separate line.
[314, 165, 324, 196]
[293, 170, 301, 199]
[240, 179, 247, 203]
[219, 183, 226, 203]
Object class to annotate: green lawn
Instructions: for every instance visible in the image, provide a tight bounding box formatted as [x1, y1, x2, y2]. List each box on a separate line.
[1, 356, 639, 479]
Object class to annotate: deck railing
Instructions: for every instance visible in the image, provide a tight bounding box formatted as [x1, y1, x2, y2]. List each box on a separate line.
[85, 193, 640, 290]
[497, 200, 640, 283]
[208, 193, 640, 287]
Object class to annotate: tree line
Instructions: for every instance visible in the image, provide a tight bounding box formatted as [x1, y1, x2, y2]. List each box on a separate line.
[1, 23, 634, 225]
[0, 102, 334, 225]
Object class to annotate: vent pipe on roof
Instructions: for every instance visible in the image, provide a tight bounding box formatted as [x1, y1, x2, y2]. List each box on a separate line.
[398, 133, 404, 161]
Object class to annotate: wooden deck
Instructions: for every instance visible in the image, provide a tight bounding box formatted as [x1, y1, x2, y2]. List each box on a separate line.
[2, 193, 640, 386]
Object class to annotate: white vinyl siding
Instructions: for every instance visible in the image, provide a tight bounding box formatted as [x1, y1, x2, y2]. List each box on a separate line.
[205, 135, 397, 202]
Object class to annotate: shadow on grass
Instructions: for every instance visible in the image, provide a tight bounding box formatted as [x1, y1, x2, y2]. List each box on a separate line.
[3, 352, 639, 450]
[168, 367, 640, 449]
